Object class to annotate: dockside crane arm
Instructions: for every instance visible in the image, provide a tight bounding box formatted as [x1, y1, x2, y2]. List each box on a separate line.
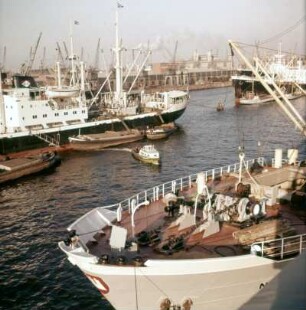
[24, 32, 42, 76]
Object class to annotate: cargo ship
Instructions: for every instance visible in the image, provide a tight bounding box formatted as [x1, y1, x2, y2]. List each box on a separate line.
[231, 45, 306, 105]
[0, 8, 188, 155]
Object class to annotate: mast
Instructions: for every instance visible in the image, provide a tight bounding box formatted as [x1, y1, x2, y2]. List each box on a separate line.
[56, 61, 62, 88]
[114, 3, 123, 103]
[69, 22, 76, 86]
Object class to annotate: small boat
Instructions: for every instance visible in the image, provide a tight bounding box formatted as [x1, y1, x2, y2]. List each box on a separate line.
[68, 129, 144, 151]
[45, 86, 80, 99]
[131, 144, 160, 165]
[145, 123, 177, 140]
[0, 151, 61, 185]
[216, 101, 225, 111]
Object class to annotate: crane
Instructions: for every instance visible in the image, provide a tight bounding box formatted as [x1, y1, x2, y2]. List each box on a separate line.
[63, 41, 69, 60]
[40, 46, 46, 70]
[0, 46, 6, 71]
[24, 32, 42, 75]
[56, 42, 65, 64]
[93, 38, 101, 70]
[172, 40, 178, 64]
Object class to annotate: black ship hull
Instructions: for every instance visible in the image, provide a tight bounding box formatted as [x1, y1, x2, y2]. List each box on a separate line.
[0, 108, 186, 155]
[232, 70, 306, 105]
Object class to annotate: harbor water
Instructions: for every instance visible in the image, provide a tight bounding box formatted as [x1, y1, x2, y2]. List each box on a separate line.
[1, 88, 306, 310]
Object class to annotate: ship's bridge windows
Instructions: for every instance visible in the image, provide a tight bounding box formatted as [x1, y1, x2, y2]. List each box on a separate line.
[21, 105, 24, 109]
[43, 114, 47, 118]
[73, 111, 77, 115]
[32, 115, 37, 119]
[55, 113, 59, 117]
[22, 117, 25, 120]
[64, 112, 68, 116]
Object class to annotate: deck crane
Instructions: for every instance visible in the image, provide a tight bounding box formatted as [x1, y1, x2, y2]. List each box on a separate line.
[24, 32, 42, 75]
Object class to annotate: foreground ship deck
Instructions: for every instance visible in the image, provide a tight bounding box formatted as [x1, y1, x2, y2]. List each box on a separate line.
[59, 151, 306, 310]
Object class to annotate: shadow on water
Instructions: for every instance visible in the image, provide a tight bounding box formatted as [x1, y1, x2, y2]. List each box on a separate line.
[1, 89, 305, 310]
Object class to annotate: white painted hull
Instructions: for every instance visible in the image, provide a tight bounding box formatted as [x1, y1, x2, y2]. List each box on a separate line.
[62, 247, 288, 310]
[239, 97, 275, 105]
[239, 93, 303, 105]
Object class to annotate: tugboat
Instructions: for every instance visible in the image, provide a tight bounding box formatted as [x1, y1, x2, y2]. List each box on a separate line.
[131, 144, 160, 165]
[216, 101, 225, 111]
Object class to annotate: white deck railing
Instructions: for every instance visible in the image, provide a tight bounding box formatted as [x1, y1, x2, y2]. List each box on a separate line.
[100, 156, 265, 213]
[252, 234, 306, 260]
[68, 156, 265, 249]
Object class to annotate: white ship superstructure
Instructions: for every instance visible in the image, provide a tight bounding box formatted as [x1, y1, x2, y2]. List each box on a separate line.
[1, 76, 87, 134]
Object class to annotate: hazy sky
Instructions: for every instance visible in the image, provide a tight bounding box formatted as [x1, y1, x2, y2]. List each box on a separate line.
[0, 0, 305, 70]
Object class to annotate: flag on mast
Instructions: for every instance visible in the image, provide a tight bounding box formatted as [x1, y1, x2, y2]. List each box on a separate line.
[74, 20, 79, 25]
[117, 2, 124, 8]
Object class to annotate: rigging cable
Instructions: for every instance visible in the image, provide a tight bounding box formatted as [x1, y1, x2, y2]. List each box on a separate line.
[138, 267, 171, 300]
[235, 105, 245, 153]
[134, 267, 139, 310]
[259, 14, 306, 45]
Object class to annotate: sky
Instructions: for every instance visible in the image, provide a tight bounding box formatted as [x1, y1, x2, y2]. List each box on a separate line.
[0, 0, 305, 71]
